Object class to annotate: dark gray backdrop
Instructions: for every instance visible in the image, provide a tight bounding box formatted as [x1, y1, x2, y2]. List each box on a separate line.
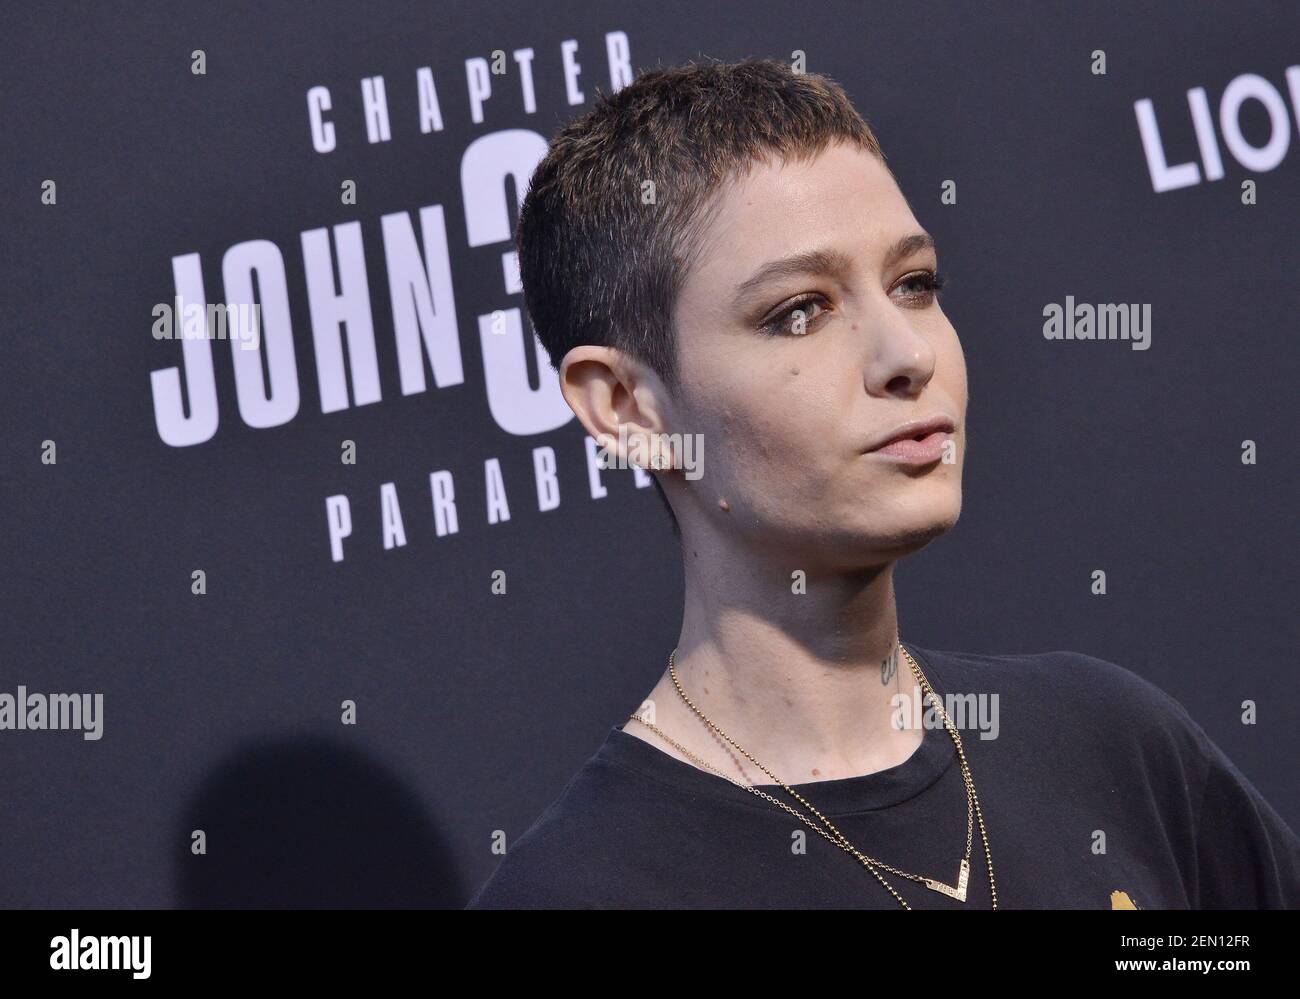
[2, 0, 1297, 907]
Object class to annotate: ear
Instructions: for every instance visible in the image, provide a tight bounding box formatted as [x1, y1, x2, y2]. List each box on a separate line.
[558, 345, 674, 471]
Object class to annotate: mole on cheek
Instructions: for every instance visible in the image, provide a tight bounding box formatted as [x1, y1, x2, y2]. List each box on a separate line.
[718, 498, 731, 512]
[789, 367, 799, 375]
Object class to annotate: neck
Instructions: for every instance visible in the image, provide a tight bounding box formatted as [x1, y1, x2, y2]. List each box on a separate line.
[640, 527, 923, 786]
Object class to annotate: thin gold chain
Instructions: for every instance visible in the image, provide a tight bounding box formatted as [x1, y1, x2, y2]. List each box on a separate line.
[627, 643, 997, 909]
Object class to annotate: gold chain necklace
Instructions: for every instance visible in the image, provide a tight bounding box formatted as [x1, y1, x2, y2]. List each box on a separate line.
[627, 642, 997, 909]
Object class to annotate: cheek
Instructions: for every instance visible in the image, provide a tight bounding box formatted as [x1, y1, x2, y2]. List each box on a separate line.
[707, 368, 839, 492]
[935, 324, 968, 405]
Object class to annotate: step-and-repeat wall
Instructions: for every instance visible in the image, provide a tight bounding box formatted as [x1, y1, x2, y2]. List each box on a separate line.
[4, 0, 1297, 905]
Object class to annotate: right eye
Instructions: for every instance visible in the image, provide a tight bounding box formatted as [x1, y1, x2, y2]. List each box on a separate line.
[760, 295, 831, 337]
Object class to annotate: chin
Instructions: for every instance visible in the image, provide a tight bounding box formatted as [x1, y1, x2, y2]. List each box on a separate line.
[842, 490, 962, 564]
[876, 515, 958, 555]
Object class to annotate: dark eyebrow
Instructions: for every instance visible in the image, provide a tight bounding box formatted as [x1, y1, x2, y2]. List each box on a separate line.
[882, 232, 936, 272]
[730, 232, 936, 309]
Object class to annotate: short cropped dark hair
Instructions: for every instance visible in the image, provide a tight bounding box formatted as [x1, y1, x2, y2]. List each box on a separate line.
[514, 57, 887, 530]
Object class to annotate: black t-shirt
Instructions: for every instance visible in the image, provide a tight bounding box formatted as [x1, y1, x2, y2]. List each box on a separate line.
[466, 643, 1300, 909]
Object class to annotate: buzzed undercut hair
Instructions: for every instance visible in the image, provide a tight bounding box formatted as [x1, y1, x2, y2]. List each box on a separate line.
[513, 56, 887, 530]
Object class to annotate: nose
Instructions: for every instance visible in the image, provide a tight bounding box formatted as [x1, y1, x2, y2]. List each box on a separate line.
[862, 311, 937, 399]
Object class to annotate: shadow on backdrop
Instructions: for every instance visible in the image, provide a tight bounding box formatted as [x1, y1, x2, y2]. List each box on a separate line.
[176, 736, 465, 907]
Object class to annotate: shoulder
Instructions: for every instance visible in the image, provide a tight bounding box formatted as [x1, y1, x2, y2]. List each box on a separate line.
[465, 740, 656, 909]
[918, 644, 1300, 905]
[915, 644, 1200, 737]
[913, 644, 1215, 785]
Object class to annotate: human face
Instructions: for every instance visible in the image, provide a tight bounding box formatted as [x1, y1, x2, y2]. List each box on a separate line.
[669, 140, 968, 568]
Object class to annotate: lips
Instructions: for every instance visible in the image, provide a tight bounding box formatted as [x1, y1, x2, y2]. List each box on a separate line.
[863, 413, 956, 452]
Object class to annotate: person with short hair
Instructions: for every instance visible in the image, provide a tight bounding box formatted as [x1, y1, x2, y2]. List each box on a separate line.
[467, 57, 1300, 910]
